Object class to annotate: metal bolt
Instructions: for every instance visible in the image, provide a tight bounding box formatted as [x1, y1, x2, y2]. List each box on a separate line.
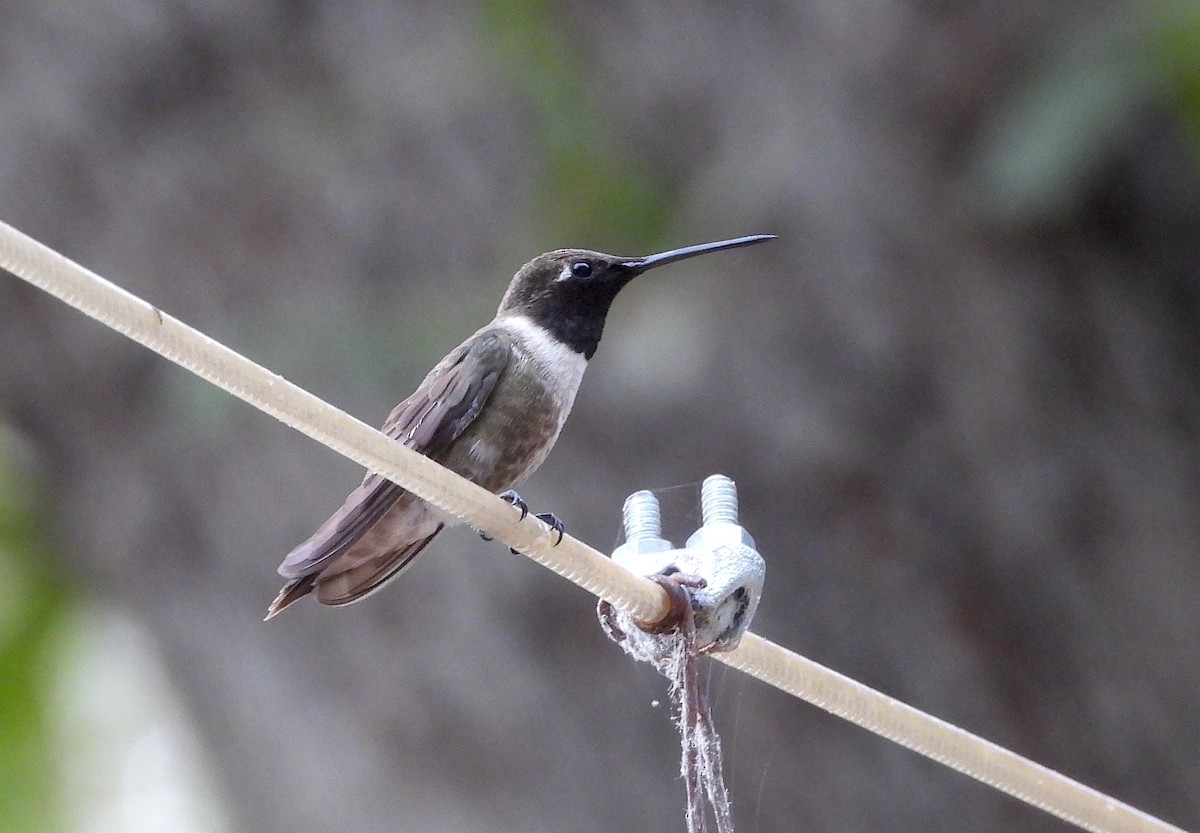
[700, 474, 738, 526]
[623, 490, 663, 541]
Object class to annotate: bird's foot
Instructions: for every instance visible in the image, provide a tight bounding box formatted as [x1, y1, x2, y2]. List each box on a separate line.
[478, 491, 566, 550]
[500, 489, 529, 520]
[533, 512, 565, 547]
[479, 490, 530, 541]
[506, 510, 565, 553]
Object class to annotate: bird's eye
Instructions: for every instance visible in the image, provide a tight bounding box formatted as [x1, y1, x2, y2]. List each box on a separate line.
[569, 261, 593, 279]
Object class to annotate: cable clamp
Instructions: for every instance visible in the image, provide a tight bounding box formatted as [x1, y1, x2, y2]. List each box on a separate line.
[603, 475, 765, 653]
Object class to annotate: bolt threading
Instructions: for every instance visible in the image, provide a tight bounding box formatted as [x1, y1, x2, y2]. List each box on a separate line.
[623, 490, 663, 541]
[700, 475, 738, 525]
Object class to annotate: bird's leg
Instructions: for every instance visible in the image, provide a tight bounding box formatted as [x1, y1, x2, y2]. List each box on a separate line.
[478, 491, 566, 550]
[505, 511, 565, 553]
[479, 490, 530, 540]
[498, 489, 530, 520]
[534, 512, 565, 546]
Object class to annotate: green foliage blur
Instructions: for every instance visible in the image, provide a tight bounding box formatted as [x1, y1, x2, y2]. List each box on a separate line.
[480, 0, 672, 247]
[1157, 2, 1200, 146]
[973, 1, 1200, 222]
[0, 434, 67, 833]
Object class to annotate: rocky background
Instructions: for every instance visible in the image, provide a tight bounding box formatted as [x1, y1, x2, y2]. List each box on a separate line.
[1, 2, 1198, 832]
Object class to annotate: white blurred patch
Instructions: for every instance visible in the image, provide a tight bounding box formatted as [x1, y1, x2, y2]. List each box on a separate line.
[46, 606, 231, 833]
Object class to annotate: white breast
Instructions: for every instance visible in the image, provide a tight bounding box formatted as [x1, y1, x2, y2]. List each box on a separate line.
[496, 315, 589, 421]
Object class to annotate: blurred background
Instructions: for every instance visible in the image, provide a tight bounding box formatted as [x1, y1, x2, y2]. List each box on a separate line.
[1, 1, 1199, 832]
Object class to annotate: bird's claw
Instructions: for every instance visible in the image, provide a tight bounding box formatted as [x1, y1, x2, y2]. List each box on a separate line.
[498, 489, 529, 520]
[481, 490, 531, 541]
[480, 492, 566, 550]
[535, 512, 565, 546]
[506, 512, 566, 553]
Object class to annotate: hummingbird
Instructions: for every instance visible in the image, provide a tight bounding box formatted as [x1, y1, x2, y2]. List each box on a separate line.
[265, 234, 775, 619]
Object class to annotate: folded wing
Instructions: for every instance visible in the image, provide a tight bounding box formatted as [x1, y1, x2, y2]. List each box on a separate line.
[272, 330, 510, 594]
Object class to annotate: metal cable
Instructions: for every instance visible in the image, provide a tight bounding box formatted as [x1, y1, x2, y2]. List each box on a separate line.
[718, 635, 1184, 833]
[0, 219, 1187, 833]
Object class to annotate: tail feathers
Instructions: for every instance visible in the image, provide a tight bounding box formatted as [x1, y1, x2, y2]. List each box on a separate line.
[263, 524, 445, 619]
[315, 524, 444, 607]
[264, 574, 318, 620]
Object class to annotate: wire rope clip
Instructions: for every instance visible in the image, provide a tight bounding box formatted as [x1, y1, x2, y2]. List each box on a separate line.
[606, 475, 765, 653]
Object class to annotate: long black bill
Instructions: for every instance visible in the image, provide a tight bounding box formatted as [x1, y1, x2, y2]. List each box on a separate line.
[622, 234, 776, 274]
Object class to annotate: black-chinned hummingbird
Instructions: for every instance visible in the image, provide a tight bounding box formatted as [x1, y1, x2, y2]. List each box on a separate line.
[266, 234, 775, 618]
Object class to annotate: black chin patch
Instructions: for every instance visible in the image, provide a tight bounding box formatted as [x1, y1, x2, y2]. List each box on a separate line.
[527, 279, 627, 359]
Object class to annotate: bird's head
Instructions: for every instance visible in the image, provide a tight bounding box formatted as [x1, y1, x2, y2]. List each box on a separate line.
[498, 235, 775, 359]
